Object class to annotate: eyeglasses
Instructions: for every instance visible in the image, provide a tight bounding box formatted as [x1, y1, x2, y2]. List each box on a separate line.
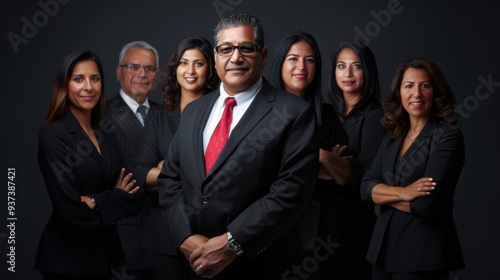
[215, 43, 262, 57]
[119, 63, 157, 74]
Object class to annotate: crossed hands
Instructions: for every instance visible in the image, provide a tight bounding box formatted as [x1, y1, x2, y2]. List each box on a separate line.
[81, 168, 138, 209]
[180, 233, 237, 278]
[318, 144, 351, 180]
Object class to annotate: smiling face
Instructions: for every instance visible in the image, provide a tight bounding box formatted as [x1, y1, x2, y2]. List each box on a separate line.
[335, 47, 365, 97]
[400, 68, 434, 121]
[68, 60, 101, 114]
[281, 41, 316, 98]
[176, 48, 209, 95]
[116, 48, 157, 104]
[215, 25, 267, 95]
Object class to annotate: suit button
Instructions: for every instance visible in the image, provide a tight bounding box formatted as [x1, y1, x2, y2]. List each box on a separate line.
[312, 200, 320, 207]
[201, 196, 209, 204]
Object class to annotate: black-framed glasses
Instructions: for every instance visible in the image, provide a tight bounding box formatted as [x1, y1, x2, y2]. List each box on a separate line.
[119, 63, 157, 74]
[215, 43, 262, 57]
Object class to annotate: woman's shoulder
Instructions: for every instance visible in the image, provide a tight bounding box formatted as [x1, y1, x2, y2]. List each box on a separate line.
[432, 119, 463, 140]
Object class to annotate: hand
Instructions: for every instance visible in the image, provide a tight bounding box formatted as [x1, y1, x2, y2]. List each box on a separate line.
[180, 234, 210, 261]
[318, 165, 333, 180]
[189, 233, 237, 278]
[331, 144, 348, 157]
[399, 177, 436, 202]
[80, 196, 95, 210]
[114, 168, 139, 194]
[157, 160, 164, 169]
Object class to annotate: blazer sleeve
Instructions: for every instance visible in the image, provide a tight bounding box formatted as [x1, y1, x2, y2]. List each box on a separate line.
[409, 125, 465, 218]
[346, 105, 385, 195]
[157, 130, 193, 246]
[358, 106, 385, 175]
[38, 124, 144, 228]
[227, 104, 319, 258]
[360, 136, 389, 204]
[133, 108, 162, 187]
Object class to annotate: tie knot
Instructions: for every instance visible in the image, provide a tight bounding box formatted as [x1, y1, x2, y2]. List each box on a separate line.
[225, 97, 237, 108]
[137, 105, 148, 123]
[137, 105, 148, 114]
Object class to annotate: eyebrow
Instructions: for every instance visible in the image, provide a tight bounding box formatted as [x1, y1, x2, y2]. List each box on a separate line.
[337, 60, 360, 64]
[180, 58, 206, 61]
[219, 41, 255, 46]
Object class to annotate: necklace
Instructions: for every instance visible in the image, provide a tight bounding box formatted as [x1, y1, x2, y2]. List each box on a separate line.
[408, 133, 419, 144]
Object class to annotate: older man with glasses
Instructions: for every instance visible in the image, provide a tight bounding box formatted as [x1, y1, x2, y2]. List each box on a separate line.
[103, 40, 159, 280]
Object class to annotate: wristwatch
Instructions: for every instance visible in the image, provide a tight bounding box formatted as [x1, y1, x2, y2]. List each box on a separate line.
[227, 232, 243, 256]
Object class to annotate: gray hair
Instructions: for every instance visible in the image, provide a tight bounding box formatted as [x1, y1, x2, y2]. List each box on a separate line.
[213, 13, 264, 48]
[118, 41, 159, 68]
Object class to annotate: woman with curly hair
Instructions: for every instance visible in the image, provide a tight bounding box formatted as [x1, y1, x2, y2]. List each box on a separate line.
[361, 58, 465, 280]
[132, 36, 219, 279]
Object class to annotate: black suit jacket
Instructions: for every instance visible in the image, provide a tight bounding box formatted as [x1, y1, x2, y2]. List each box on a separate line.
[35, 110, 145, 276]
[132, 103, 180, 255]
[158, 80, 318, 278]
[103, 93, 157, 269]
[361, 119, 465, 272]
[333, 99, 385, 275]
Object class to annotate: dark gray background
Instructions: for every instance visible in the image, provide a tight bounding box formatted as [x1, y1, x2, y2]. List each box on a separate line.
[1, 0, 499, 279]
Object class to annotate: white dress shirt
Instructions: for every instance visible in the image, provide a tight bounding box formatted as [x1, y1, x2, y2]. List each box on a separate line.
[203, 77, 263, 153]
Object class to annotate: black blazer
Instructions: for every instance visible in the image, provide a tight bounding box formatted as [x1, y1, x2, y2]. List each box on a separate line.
[157, 80, 319, 277]
[297, 103, 349, 251]
[133, 103, 180, 188]
[361, 119, 465, 272]
[103, 94, 158, 168]
[334, 99, 385, 275]
[132, 103, 180, 255]
[103, 93, 157, 269]
[343, 99, 385, 191]
[35, 110, 145, 276]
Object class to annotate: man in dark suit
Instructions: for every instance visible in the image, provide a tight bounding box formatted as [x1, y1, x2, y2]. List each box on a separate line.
[158, 14, 319, 279]
[103, 41, 159, 279]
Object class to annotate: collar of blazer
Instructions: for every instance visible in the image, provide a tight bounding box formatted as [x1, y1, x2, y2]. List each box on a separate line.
[107, 94, 145, 135]
[385, 118, 439, 186]
[202, 79, 276, 178]
[342, 99, 380, 130]
[60, 109, 109, 180]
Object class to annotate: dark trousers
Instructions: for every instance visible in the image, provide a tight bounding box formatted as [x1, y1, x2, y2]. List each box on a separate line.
[372, 264, 449, 280]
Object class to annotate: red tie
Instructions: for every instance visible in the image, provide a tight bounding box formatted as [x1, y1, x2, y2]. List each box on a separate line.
[205, 97, 237, 174]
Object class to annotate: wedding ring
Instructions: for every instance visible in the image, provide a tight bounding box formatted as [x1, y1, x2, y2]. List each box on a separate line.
[418, 187, 421, 191]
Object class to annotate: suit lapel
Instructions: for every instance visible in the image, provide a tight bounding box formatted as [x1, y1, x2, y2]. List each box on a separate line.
[207, 83, 274, 176]
[342, 113, 358, 130]
[383, 137, 402, 186]
[396, 119, 437, 184]
[62, 110, 108, 185]
[195, 92, 220, 179]
[111, 95, 144, 138]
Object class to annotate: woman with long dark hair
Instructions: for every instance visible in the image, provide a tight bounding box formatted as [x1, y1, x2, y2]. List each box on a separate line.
[132, 37, 219, 279]
[35, 50, 144, 279]
[362, 58, 464, 280]
[328, 40, 386, 279]
[270, 31, 351, 279]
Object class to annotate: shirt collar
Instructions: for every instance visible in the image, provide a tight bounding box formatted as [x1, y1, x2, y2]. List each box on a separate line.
[217, 76, 263, 108]
[119, 89, 150, 113]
